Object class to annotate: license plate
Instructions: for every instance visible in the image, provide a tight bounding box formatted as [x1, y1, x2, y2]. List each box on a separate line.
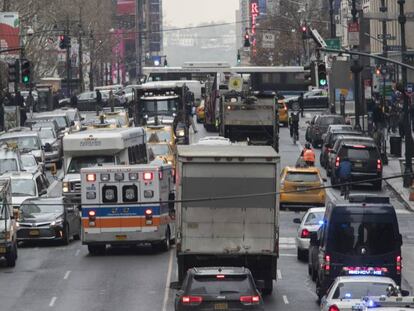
[354, 162, 363, 168]
[214, 303, 228, 310]
[29, 230, 40, 236]
[0, 247, 6, 253]
[116, 235, 127, 240]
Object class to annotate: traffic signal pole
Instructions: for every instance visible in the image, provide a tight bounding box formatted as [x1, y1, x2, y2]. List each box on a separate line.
[66, 16, 71, 97]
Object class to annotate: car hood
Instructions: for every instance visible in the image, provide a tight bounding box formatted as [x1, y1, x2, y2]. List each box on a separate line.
[20, 213, 63, 224]
[63, 173, 80, 182]
[41, 138, 56, 145]
[12, 196, 36, 206]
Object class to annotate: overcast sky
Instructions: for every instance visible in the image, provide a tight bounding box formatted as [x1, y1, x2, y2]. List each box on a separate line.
[163, 0, 239, 27]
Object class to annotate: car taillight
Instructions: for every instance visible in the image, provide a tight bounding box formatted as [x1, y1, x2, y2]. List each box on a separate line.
[240, 295, 260, 305]
[328, 305, 340, 311]
[182, 296, 203, 305]
[377, 159, 382, 171]
[301, 228, 310, 238]
[396, 255, 402, 274]
[335, 157, 340, 168]
[324, 255, 331, 272]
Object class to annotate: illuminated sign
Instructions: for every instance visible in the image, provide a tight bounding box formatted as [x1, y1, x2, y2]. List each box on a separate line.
[250, 0, 259, 36]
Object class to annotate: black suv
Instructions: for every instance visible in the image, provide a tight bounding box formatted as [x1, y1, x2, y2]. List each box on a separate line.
[175, 267, 264, 311]
[306, 115, 345, 148]
[310, 195, 402, 300]
[330, 141, 382, 190]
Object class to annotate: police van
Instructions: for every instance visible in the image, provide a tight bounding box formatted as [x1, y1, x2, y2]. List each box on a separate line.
[62, 127, 147, 201]
[80, 164, 175, 255]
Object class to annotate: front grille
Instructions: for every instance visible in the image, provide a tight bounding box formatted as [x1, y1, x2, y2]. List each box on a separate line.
[70, 181, 81, 192]
[19, 222, 51, 228]
[17, 228, 56, 239]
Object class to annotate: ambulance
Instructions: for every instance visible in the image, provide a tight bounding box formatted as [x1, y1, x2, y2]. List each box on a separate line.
[80, 164, 175, 255]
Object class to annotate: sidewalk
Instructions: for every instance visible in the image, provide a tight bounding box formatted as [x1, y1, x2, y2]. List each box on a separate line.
[382, 135, 414, 211]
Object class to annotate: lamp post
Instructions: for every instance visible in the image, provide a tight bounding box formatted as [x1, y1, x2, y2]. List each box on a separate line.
[397, 0, 412, 187]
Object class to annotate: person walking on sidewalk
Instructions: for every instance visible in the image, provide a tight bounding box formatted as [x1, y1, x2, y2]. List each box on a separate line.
[95, 89, 102, 116]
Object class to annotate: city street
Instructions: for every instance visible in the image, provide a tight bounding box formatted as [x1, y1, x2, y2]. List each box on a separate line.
[1, 113, 413, 311]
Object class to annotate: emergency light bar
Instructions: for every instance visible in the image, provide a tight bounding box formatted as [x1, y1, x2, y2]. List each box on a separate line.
[343, 266, 388, 276]
[353, 295, 414, 310]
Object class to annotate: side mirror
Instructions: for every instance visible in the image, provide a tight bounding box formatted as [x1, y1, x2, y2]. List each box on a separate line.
[293, 218, 301, 224]
[39, 189, 47, 196]
[175, 290, 184, 297]
[309, 232, 319, 246]
[81, 117, 85, 121]
[401, 289, 410, 297]
[70, 121, 75, 126]
[44, 143, 52, 152]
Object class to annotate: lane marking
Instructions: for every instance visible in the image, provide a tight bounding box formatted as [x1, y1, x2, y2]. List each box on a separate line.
[279, 253, 296, 257]
[75, 249, 80, 256]
[49, 297, 57, 307]
[161, 249, 174, 311]
[277, 269, 282, 280]
[63, 270, 71, 280]
[283, 295, 289, 304]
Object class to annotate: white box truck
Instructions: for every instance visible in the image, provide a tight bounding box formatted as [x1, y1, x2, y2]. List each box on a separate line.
[175, 145, 280, 294]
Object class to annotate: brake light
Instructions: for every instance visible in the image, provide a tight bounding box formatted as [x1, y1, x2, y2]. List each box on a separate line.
[145, 209, 153, 225]
[216, 274, 225, 279]
[396, 255, 402, 274]
[88, 210, 96, 218]
[353, 145, 366, 149]
[335, 157, 340, 168]
[145, 209, 152, 216]
[324, 255, 331, 272]
[301, 228, 310, 238]
[377, 159, 382, 171]
[86, 173, 96, 182]
[88, 210, 96, 226]
[240, 295, 260, 305]
[143, 172, 153, 181]
[182, 296, 203, 305]
[328, 305, 340, 311]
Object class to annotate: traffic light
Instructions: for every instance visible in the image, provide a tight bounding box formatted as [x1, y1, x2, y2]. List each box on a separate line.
[304, 61, 316, 86]
[318, 62, 327, 87]
[20, 59, 31, 84]
[375, 66, 381, 76]
[59, 35, 71, 49]
[301, 25, 308, 40]
[8, 60, 19, 83]
[244, 32, 250, 47]
[237, 51, 241, 64]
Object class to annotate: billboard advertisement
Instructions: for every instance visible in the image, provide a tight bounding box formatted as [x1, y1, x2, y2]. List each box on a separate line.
[0, 12, 19, 55]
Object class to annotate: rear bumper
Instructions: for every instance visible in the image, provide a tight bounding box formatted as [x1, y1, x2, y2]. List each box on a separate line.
[82, 229, 165, 245]
[296, 237, 310, 250]
[280, 193, 325, 208]
[350, 172, 382, 182]
[17, 226, 64, 241]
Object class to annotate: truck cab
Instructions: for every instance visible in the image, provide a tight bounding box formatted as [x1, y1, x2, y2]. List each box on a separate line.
[0, 178, 18, 267]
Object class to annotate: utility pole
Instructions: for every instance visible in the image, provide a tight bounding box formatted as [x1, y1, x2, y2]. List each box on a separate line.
[397, 0, 412, 187]
[135, 0, 143, 82]
[89, 31, 95, 91]
[329, 0, 336, 38]
[78, 7, 84, 92]
[350, 0, 363, 130]
[65, 15, 71, 97]
[380, 0, 388, 103]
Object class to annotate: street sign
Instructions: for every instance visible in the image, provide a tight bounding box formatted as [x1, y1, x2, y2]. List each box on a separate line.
[377, 33, 396, 40]
[386, 45, 401, 51]
[262, 33, 275, 49]
[348, 22, 360, 46]
[325, 38, 341, 50]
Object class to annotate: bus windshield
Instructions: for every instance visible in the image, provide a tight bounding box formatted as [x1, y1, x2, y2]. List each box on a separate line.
[141, 99, 178, 116]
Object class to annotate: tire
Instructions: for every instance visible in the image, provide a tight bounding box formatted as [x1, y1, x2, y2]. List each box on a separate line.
[316, 278, 323, 303]
[261, 278, 273, 296]
[73, 232, 81, 241]
[88, 245, 106, 255]
[373, 180, 382, 191]
[62, 224, 70, 245]
[5, 243, 17, 267]
[297, 248, 307, 261]
[308, 264, 312, 276]
[157, 228, 171, 252]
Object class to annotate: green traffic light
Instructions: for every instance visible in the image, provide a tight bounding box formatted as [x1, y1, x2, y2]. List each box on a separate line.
[319, 79, 327, 86]
[23, 76, 29, 83]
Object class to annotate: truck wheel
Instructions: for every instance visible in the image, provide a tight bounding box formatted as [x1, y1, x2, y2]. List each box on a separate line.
[5, 243, 17, 267]
[157, 228, 171, 252]
[88, 245, 106, 255]
[261, 279, 273, 296]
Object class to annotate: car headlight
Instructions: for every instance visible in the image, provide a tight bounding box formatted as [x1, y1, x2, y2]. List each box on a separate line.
[167, 161, 173, 165]
[63, 182, 69, 193]
[50, 218, 64, 227]
[177, 129, 185, 137]
[52, 143, 59, 151]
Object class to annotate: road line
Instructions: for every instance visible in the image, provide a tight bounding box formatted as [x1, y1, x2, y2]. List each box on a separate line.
[279, 253, 296, 257]
[63, 270, 71, 280]
[277, 269, 282, 280]
[75, 249, 80, 256]
[161, 249, 174, 311]
[283, 295, 289, 304]
[49, 297, 57, 307]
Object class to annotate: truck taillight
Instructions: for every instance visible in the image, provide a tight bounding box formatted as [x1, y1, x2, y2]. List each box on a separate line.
[88, 210, 96, 226]
[240, 295, 260, 305]
[335, 157, 340, 168]
[324, 255, 331, 272]
[143, 172, 153, 181]
[377, 159, 382, 171]
[396, 255, 402, 274]
[182, 296, 203, 305]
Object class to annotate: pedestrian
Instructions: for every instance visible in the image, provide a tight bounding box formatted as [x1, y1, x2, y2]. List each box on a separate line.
[95, 89, 102, 116]
[337, 156, 352, 197]
[185, 102, 197, 134]
[303, 148, 315, 166]
[299, 92, 304, 117]
[26, 90, 35, 119]
[15, 91, 27, 126]
[108, 90, 115, 112]
[372, 102, 385, 131]
[70, 91, 78, 108]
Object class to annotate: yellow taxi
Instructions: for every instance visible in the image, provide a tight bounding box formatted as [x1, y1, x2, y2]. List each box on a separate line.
[280, 166, 326, 209]
[196, 101, 205, 123]
[278, 99, 288, 127]
[103, 110, 131, 128]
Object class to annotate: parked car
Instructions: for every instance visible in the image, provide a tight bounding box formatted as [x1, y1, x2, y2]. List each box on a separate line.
[175, 267, 264, 311]
[284, 89, 328, 110]
[17, 197, 81, 245]
[280, 166, 326, 210]
[293, 207, 325, 261]
[306, 115, 345, 147]
[330, 141, 383, 190]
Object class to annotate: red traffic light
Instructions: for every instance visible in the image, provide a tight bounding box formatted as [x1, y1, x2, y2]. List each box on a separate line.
[301, 26, 307, 33]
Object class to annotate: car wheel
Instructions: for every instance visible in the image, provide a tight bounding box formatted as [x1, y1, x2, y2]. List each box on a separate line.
[156, 228, 171, 252]
[73, 232, 81, 241]
[88, 245, 106, 255]
[62, 224, 70, 245]
[297, 248, 307, 261]
[308, 263, 312, 276]
[311, 266, 317, 282]
[373, 180, 382, 191]
[5, 243, 17, 267]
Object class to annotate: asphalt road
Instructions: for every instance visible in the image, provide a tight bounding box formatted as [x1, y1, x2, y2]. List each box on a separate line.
[1, 112, 413, 311]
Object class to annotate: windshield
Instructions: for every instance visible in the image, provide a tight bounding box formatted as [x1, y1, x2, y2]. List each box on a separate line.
[0, 137, 40, 151]
[21, 155, 37, 167]
[285, 172, 320, 183]
[305, 211, 325, 225]
[20, 202, 63, 217]
[39, 129, 55, 139]
[11, 179, 36, 196]
[329, 215, 398, 255]
[0, 159, 18, 174]
[35, 117, 67, 128]
[320, 117, 344, 126]
[67, 156, 115, 174]
[147, 131, 171, 143]
[141, 99, 178, 115]
[189, 275, 253, 295]
[149, 144, 169, 156]
[332, 282, 394, 299]
[339, 147, 377, 160]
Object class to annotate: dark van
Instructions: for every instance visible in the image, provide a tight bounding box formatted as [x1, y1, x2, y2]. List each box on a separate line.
[312, 195, 402, 300]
